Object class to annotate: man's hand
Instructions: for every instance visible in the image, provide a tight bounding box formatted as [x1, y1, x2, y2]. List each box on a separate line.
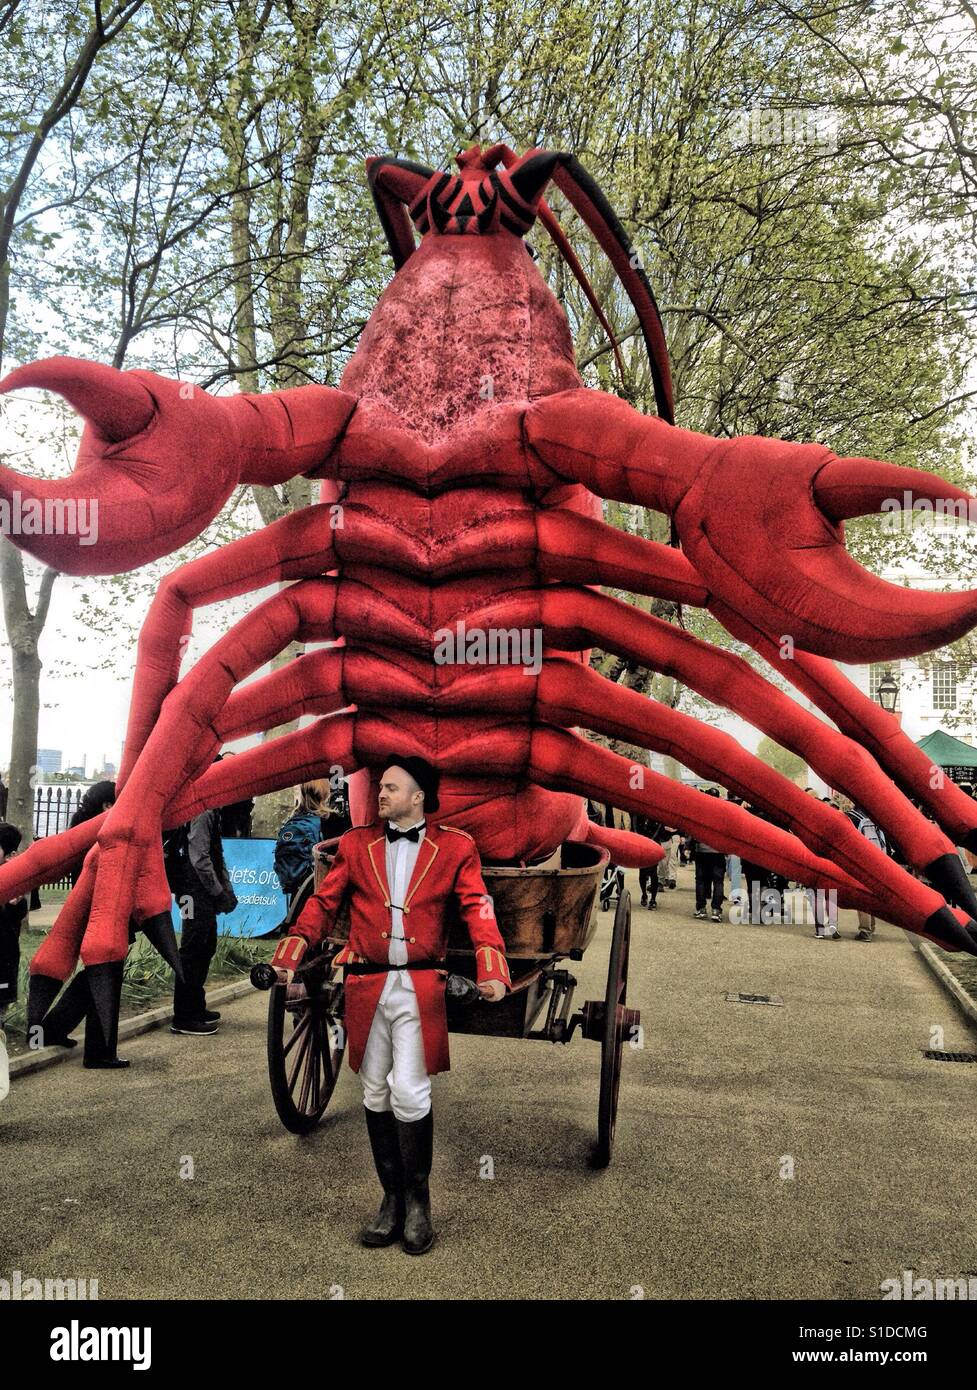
[478, 979, 505, 1003]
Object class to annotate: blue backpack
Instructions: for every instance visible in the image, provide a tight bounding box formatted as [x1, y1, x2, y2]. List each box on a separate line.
[274, 812, 321, 894]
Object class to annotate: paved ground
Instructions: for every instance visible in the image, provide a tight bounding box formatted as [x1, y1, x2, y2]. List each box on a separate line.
[3, 867, 977, 1301]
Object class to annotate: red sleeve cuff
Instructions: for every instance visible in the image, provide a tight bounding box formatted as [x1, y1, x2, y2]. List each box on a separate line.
[271, 936, 309, 971]
[474, 944, 511, 990]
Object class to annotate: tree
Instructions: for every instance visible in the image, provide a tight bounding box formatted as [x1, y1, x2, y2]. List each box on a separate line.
[0, 0, 145, 839]
[755, 734, 806, 784]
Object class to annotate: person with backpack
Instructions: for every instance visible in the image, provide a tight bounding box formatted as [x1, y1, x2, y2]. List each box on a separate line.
[841, 797, 889, 941]
[275, 781, 351, 907]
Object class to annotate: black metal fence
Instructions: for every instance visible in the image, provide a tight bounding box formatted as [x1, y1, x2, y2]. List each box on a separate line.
[33, 786, 85, 840]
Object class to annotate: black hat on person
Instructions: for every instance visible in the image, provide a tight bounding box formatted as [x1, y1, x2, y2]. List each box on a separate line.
[380, 754, 441, 814]
[0, 820, 23, 855]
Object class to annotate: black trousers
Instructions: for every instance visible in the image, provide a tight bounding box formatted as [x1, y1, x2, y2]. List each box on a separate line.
[695, 853, 726, 912]
[639, 865, 658, 903]
[173, 893, 218, 1023]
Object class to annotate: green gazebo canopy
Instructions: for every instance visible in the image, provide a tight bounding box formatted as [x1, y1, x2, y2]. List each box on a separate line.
[917, 729, 977, 779]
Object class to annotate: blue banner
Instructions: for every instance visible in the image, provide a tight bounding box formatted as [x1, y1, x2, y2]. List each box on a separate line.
[170, 838, 288, 938]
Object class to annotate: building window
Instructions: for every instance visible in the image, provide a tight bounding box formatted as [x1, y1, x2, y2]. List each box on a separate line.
[933, 662, 957, 711]
[869, 663, 901, 711]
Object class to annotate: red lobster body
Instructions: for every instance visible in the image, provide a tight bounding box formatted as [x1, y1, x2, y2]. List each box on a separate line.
[332, 231, 600, 859]
[5, 139, 977, 1029]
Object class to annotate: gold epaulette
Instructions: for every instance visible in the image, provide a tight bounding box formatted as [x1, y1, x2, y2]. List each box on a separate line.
[437, 824, 474, 842]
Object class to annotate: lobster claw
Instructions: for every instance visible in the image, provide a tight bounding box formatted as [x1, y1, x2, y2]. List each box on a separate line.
[0, 357, 244, 575]
[676, 435, 977, 662]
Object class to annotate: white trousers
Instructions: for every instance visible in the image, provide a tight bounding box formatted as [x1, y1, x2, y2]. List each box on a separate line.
[359, 973, 432, 1122]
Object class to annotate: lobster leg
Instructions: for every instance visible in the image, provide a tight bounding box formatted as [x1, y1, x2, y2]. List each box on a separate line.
[546, 518, 977, 908]
[167, 711, 361, 826]
[539, 585, 975, 916]
[119, 504, 340, 784]
[528, 727, 865, 900]
[525, 387, 977, 662]
[536, 508, 708, 605]
[79, 579, 339, 969]
[0, 817, 103, 905]
[537, 660, 973, 950]
[713, 601, 977, 852]
[527, 725, 974, 953]
[214, 648, 347, 742]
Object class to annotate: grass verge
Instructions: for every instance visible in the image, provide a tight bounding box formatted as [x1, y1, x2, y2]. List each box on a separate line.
[929, 945, 977, 1009]
[4, 928, 275, 1056]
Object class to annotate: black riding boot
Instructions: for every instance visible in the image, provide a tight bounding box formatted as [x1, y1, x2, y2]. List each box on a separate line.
[395, 1109, 435, 1255]
[360, 1108, 405, 1248]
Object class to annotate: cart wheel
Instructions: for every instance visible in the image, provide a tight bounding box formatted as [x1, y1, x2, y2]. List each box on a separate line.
[593, 888, 639, 1168]
[267, 975, 345, 1135]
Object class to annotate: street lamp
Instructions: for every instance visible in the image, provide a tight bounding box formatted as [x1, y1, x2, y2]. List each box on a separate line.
[876, 668, 899, 713]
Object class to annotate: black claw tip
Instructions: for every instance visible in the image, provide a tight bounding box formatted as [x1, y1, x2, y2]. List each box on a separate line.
[139, 911, 183, 981]
[922, 852, 977, 917]
[84, 961, 125, 1048]
[924, 906, 977, 956]
[26, 974, 63, 1030]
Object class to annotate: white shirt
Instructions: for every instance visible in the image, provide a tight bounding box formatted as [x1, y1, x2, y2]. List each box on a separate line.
[380, 818, 426, 1003]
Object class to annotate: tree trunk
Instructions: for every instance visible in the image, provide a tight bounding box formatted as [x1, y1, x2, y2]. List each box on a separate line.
[0, 539, 56, 844]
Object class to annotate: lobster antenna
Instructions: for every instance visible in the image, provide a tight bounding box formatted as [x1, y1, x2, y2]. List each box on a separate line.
[493, 146, 628, 387]
[503, 148, 675, 425]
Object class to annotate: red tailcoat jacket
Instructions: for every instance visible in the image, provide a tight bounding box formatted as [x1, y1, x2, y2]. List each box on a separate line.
[279, 822, 511, 1075]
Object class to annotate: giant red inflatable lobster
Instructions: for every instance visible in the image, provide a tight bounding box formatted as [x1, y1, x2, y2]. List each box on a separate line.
[3, 143, 977, 1035]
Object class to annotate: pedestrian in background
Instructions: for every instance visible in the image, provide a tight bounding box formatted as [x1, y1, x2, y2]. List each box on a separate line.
[840, 796, 888, 941]
[725, 794, 743, 901]
[38, 782, 132, 1067]
[168, 760, 238, 1036]
[275, 780, 350, 908]
[693, 789, 726, 921]
[633, 813, 660, 909]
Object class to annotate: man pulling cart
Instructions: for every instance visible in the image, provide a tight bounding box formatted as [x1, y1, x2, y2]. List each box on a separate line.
[270, 755, 510, 1255]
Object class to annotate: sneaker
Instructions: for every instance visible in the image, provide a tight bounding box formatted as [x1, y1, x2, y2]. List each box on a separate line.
[694, 909, 706, 919]
[856, 930, 873, 941]
[712, 911, 722, 922]
[203, 1010, 221, 1022]
[640, 896, 648, 907]
[170, 1019, 219, 1035]
[815, 930, 840, 940]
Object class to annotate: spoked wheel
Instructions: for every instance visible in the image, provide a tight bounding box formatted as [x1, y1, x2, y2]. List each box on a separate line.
[593, 889, 639, 1168]
[267, 969, 345, 1134]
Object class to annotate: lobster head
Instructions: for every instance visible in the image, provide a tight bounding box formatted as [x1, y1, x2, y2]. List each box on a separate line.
[367, 144, 675, 424]
[368, 144, 559, 247]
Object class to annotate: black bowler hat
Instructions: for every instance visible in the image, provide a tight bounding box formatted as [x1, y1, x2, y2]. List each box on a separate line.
[380, 754, 441, 814]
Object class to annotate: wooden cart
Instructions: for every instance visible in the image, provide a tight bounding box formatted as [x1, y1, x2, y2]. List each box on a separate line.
[256, 839, 639, 1168]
